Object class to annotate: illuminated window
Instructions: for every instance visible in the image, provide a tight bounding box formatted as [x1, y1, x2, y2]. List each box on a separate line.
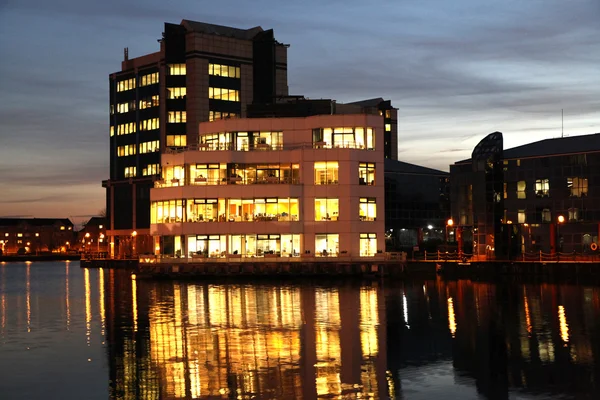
[517, 159, 521, 166]
[139, 95, 159, 110]
[110, 126, 114, 137]
[518, 210, 526, 224]
[314, 198, 339, 221]
[252, 131, 283, 150]
[142, 164, 160, 176]
[191, 164, 225, 185]
[166, 135, 187, 147]
[17, 233, 23, 237]
[315, 234, 339, 257]
[139, 140, 159, 154]
[35, 233, 39, 237]
[139, 72, 158, 86]
[567, 177, 588, 197]
[503, 182, 507, 199]
[117, 144, 136, 157]
[124, 167, 136, 178]
[167, 87, 186, 99]
[385, 110, 392, 118]
[168, 111, 187, 123]
[568, 208, 579, 222]
[385, 124, 391, 132]
[167, 64, 186, 75]
[140, 118, 159, 131]
[542, 208, 551, 223]
[116, 101, 135, 113]
[209, 111, 237, 121]
[314, 161, 338, 185]
[359, 198, 377, 221]
[4, 233, 8, 237]
[117, 122, 136, 135]
[516, 180, 526, 199]
[151, 199, 184, 224]
[359, 233, 377, 256]
[116, 78, 135, 92]
[535, 179, 550, 197]
[358, 162, 375, 185]
[209, 87, 240, 102]
[312, 127, 374, 149]
[208, 63, 241, 78]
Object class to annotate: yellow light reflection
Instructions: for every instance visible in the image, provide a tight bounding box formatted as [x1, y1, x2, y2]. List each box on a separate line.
[98, 268, 105, 335]
[447, 297, 456, 337]
[26, 263, 31, 333]
[65, 263, 70, 330]
[360, 288, 379, 357]
[402, 292, 409, 329]
[131, 274, 138, 332]
[1, 263, 5, 332]
[524, 294, 532, 334]
[558, 305, 569, 343]
[84, 268, 91, 346]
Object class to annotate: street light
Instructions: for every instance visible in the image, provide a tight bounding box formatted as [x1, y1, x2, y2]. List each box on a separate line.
[557, 215, 565, 253]
[132, 231, 138, 256]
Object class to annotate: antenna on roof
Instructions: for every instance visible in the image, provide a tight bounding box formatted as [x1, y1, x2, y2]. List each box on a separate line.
[124, 47, 129, 62]
[561, 109, 564, 138]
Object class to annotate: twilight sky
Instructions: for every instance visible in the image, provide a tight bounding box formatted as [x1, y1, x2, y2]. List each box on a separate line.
[0, 0, 599, 220]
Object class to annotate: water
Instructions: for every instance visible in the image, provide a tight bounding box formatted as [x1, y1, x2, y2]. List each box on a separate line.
[0, 262, 599, 399]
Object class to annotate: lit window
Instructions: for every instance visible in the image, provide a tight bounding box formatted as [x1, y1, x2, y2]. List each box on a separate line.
[208, 63, 241, 78]
[209, 111, 237, 121]
[359, 233, 377, 256]
[124, 167, 136, 178]
[314, 161, 339, 185]
[567, 177, 588, 197]
[35, 233, 39, 237]
[140, 118, 159, 131]
[385, 124, 391, 132]
[117, 122, 136, 136]
[542, 208, 551, 223]
[166, 135, 187, 147]
[139, 140, 160, 154]
[359, 198, 377, 221]
[142, 164, 160, 176]
[535, 179, 550, 197]
[116, 101, 135, 114]
[518, 210, 526, 224]
[99, 225, 103, 229]
[315, 234, 339, 257]
[517, 181, 526, 199]
[209, 87, 240, 102]
[110, 126, 114, 137]
[385, 110, 392, 118]
[139, 95, 159, 110]
[116, 78, 136, 92]
[314, 198, 339, 221]
[4, 233, 8, 237]
[139, 72, 159, 86]
[117, 144, 137, 157]
[168, 64, 186, 76]
[17, 233, 23, 237]
[312, 127, 374, 149]
[167, 87, 186, 99]
[568, 208, 579, 222]
[503, 182, 507, 199]
[168, 111, 187, 123]
[60, 226, 65, 231]
[517, 159, 521, 167]
[358, 162, 375, 185]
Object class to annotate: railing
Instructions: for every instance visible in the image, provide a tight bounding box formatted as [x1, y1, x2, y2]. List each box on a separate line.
[412, 250, 600, 262]
[138, 252, 402, 264]
[156, 214, 300, 223]
[163, 141, 376, 154]
[155, 176, 301, 188]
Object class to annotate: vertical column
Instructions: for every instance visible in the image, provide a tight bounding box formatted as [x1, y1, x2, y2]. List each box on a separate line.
[300, 286, 317, 399]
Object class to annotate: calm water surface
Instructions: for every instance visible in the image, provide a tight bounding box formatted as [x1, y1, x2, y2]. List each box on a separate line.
[0, 261, 599, 399]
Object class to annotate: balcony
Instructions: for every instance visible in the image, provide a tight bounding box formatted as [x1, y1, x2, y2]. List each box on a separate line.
[154, 176, 300, 188]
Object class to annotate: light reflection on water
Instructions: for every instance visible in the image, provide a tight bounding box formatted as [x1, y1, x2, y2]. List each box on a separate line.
[0, 262, 600, 399]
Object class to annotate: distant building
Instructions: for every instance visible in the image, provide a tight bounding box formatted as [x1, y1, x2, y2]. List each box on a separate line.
[78, 217, 107, 253]
[149, 113, 385, 259]
[0, 218, 74, 254]
[450, 132, 600, 259]
[103, 19, 289, 256]
[384, 159, 450, 251]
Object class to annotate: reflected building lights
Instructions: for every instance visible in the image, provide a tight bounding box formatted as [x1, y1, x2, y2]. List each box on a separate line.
[26, 263, 31, 332]
[98, 268, 105, 335]
[447, 297, 456, 337]
[1, 263, 5, 332]
[558, 305, 569, 343]
[84, 268, 91, 346]
[402, 292, 409, 329]
[65, 263, 70, 329]
[524, 294, 532, 334]
[131, 274, 137, 332]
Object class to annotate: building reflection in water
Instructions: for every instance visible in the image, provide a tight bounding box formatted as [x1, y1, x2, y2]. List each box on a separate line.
[104, 271, 600, 399]
[105, 272, 387, 399]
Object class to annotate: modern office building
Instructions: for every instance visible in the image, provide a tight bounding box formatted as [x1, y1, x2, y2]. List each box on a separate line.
[384, 159, 450, 251]
[103, 20, 289, 255]
[149, 113, 385, 259]
[450, 132, 600, 259]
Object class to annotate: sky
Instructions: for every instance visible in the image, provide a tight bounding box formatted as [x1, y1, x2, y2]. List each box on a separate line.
[0, 0, 599, 220]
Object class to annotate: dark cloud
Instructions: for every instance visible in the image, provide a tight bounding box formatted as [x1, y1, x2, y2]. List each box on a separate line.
[1, 0, 599, 214]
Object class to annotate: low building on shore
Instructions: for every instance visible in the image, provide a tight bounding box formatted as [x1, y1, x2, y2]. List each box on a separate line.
[0, 218, 74, 254]
[450, 131, 600, 259]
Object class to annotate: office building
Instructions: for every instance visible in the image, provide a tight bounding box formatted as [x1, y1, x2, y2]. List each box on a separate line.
[450, 132, 600, 259]
[149, 113, 385, 259]
[0, 218, 74, 254]
[104, 20, 289, 255]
